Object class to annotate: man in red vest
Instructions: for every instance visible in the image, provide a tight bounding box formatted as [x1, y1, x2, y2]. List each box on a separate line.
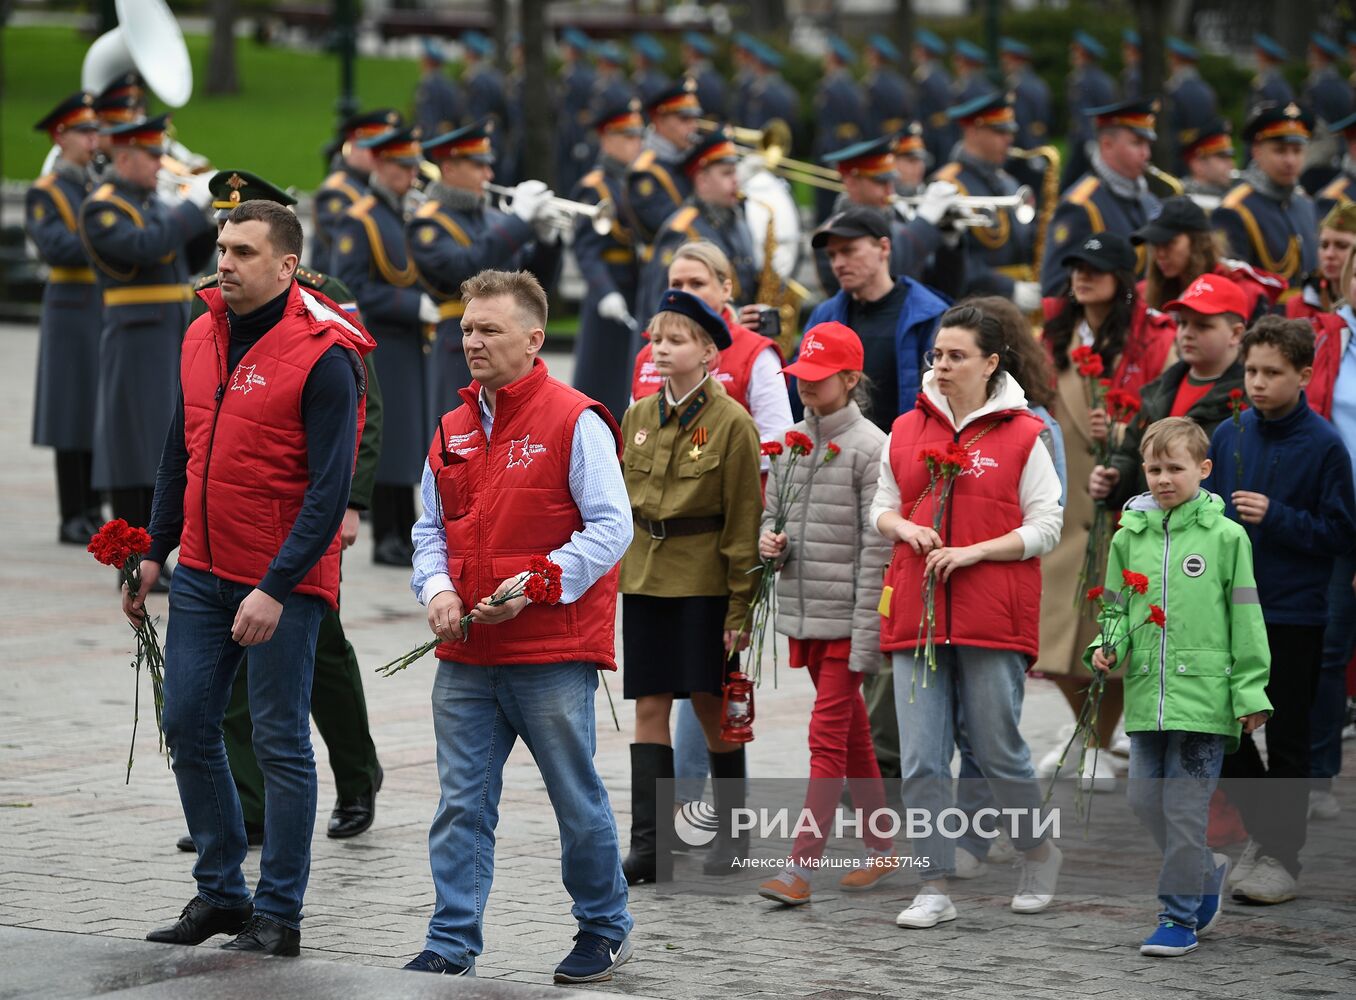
[404, 269, 635, 983]
[124, 200, 374, 957]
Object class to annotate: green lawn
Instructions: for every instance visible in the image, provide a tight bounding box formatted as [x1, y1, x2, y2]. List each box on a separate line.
[4, 26, 425, 191]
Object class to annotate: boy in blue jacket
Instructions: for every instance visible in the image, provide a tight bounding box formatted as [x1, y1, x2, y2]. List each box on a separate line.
[1205, 316, 1356, 905]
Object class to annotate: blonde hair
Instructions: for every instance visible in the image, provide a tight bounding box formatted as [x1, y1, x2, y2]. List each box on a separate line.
[1141, 416, 1210, 463]
[670, 241, 733, 287]
[1342, 241, 1356, 309]
[648, 308, 717, 348]
[460, 269, 548, 328]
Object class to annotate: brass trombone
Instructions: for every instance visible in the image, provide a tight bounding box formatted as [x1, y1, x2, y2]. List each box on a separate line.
[483, 183, 615, 236]
[697, 117, 847, 191]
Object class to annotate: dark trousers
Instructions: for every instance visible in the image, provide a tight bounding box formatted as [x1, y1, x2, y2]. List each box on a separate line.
[222, 605, 381, 824]
[1220, 622, 1323, 878]
[370, 483, 416, 548]
[109, 486, 154, 529]
[54, 450, 100, 522]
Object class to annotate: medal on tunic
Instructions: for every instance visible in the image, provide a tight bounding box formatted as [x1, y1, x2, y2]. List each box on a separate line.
[689, 426, 708, 460]
[633, 428, 648, 445]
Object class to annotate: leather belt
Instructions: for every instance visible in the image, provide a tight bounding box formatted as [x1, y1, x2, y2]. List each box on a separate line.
[103, 283, 193, 306]
[601, 248, 633, 264]
[635, 515, 724, 540]
[437, 300, 465, 321]
[49, 266, 95, 284]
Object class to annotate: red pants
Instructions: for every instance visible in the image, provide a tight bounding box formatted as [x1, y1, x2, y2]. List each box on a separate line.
[789, 638, 892, 865]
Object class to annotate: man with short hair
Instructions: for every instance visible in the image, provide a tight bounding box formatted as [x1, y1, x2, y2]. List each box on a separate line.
[1213, 103, 1319, 291]
[129, 199, 374, 957]
[627, 80, 702, 245]
[313, 108, 403, 268]
[404, 269, 634, 983]
[1040, 97, 1162, 294]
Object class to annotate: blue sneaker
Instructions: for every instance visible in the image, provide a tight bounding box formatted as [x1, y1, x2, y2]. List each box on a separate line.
[402, 949, 472, 975]
[553, 931, 634, 983]
[1195, 852, 1230, 937]
[1140, 921, 1199, 957]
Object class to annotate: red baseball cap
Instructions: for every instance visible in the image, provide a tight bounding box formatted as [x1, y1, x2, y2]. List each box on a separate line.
[782, 322, 865, 380]
[1162, 274, 1248, 318]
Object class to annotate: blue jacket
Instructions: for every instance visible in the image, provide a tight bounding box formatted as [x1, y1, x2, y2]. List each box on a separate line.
[1205, 394, 1356, 626]
[804, 276, 950, 419]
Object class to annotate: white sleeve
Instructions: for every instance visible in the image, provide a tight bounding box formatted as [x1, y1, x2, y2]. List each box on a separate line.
[412, 460, 455, 606]
[1015, 437, 1064, 558]
[746, 346, 794, 469]
[869, 432, 902, 532]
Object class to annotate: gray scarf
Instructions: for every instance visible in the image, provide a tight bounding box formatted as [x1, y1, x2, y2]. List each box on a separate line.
[643, 128, 684, 162]
[427, 181, 485, 213]
[957, 148, 1007, 188]
[54, 157, 88, 187]
[1091, 149, 1148, 201]
[1241, 163, 1294, 204]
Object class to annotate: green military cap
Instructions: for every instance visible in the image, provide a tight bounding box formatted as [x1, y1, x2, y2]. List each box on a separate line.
[209, 169, 298, 222]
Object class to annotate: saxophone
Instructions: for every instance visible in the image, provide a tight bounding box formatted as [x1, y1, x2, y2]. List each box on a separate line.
[753, 212, 807, 359]
[1008, 145, 1061, 277]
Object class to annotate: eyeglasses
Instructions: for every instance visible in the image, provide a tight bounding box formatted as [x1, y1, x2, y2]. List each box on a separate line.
[924, 349, 985, 367]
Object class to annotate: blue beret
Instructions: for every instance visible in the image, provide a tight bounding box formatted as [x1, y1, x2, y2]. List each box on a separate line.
[751, 40, 784, 69]
[914, 29, 947, 57]
[952, 38, 988, 64]
[682, 31, 715, 57]
[868, 34, 901, 64]
[999, 37, 1031, 59]
[593, 40, 625, 65]
[561, 28, 591, 52]
[1073, 30, 1106, 61]
[1329, 110, 1356, 135]
[655, 289, 731, 350]
[1253, 33, 1287, 61]
[1167, 37, 1200, 61]
[421, 37, 445, 63]
[1349, 31, 1356, 48]
[1122, 29, 1141, 48]
[1311, 33, 1344, 60]
[827, 34, 855, 64]
[632, 33, 665, 63]
[461, 31, 493, 58]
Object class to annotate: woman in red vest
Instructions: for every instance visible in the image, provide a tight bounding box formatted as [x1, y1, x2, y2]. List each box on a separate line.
[873, 303, 1064, 929]
[1035, 232, 1176, 790]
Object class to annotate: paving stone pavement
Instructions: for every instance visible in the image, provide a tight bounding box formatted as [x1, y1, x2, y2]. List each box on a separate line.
[2, 322, 1355, 999]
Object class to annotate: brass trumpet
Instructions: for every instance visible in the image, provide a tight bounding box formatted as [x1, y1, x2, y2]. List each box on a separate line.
[894, 186, 1037, 228]
[697, 117, 847, 191]
[484, 183, 615, 236]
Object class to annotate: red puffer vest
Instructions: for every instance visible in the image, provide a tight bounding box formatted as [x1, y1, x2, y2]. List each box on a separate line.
[1306, 311, 1347, 421]
[179, 281, 373, 609]
[632, 306, 782, 409]
[879, 394, 1045, 661]
[428, 359, 623, 669]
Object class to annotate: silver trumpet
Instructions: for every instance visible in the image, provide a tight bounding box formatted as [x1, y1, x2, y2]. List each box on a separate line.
[484, 183, 615, 236]
[894, 185, 1037, 228]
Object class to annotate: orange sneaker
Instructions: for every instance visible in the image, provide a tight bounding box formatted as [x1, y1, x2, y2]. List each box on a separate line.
[839, 854, 899, 892]
[757, 872, 812, 906]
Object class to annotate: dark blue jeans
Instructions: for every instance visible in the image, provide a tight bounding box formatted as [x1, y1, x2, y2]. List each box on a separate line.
[161, 564, 326, 929]
[1314, 553, 1356, 786]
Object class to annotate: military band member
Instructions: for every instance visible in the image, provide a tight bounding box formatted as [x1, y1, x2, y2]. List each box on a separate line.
[331, 126, 429, 566]
[1304, 34, 1356, 190]
[1061, 31, 1117, 190]
[813, 35, 869, 221]
[591, 41, 634, 118]
[1315, 111, 1356, 218]
[628, 80, 701, 244]
[1213, 103, 1318, 294]
[1040, 97, 1162, 294]
[414, 38, 465, 142]
[744, 42, 801, 138]
[409, 120, 563, 419]
[912, 30, 956, 169]
[639, 134, 757, 324]
[571, 100, 646, 421]
[1165, 37, 1219, 174]
[729, 33, 758, 128]
[1001, 38, 1051, 149]
[630, 33, 671, 106]
[1181, 119, 1237, 204]
[502, 33, 526, 187]
[555, 28, 597, 197]
[460, 32, 510, 168]
[950, 39, 997, 105]
[933, 93, 1041, 307]
[86, 73, 145, 181]
[864, 34, 911, 138]
[313, 108, 403, 269]
[29, 93, 103, 543]
[1251, 34, 1295, 108]
[893, 124, 930, 196]
[1121, 29, 1142, 98]
[78, 114, 215, 532]
[681, 31, 726, 122]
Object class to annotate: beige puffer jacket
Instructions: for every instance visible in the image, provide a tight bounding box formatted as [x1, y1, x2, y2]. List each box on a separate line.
[761, 401, 890, 674]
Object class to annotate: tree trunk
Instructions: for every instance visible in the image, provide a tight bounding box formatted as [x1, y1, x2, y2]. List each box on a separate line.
[520, 0, 552, 188]
[1132, 0, 1171, 168]
[205, 0, 238, 96]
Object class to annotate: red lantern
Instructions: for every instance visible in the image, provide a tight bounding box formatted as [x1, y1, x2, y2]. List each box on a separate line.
[719, 671, 755, 743]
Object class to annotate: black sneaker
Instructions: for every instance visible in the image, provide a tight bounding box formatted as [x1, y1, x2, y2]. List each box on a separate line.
[402, 950, 471, 975]
[553, 931, 633, 984]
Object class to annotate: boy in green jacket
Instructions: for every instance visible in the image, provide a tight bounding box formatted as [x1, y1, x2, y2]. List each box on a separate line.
[1088, 417, 1272, 957]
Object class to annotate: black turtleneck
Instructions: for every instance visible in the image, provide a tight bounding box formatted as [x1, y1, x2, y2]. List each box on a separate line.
[148, 283, 359, 602]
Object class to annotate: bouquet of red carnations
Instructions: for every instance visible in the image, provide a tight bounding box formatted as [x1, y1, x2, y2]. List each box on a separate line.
[909, 442, 968, 700]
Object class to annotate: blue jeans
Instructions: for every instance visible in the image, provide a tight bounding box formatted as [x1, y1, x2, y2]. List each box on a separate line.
[1314, 553, 1356, 786]
[673, 699, 709, 803]
[160, 564, 325, 928]
[1126, 731, 1225, 927]
[893, 647, 1047, 879]
[426, 661, 633, 966]
[954, 725, 997, 861]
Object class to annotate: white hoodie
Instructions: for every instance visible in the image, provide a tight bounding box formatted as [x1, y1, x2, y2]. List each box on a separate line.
[870, 370, 1064, 559]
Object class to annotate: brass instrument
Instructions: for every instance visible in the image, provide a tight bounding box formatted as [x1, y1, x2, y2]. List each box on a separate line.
[484, 183, 615, 236]
[1008, 145, 1061, 276]
[894, 186, 1038, 228]
[1146, 163, 1185, 198]
[697, 117, 847, 192]
[752, 208, 808, 360]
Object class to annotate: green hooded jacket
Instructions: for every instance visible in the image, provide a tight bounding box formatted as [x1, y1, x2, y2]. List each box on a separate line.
[1083, 490, 1272, 752]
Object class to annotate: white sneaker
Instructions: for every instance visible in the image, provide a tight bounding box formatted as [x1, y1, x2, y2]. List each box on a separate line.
[1035, 725, 1077, 778]
[953, 847, 986, 879]
[988, 831, 1018, 864]
[1011, 843, 1063, 913]
[1232, 856, 1299, 904]
[1308, 789, 1340, 821]
[1110, 723, 1131, 759]
[1227, 838, 1260, 890]
[1076, 754, 1118, 793]
[895, 887, 957, 928]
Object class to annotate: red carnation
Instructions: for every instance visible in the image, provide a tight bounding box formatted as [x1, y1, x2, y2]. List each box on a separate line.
[941, 442, 969, 477]
[1228, 388, 1244, 400]
[1105, 388, 1142, 424]
[1147, 604, 1166, 629]
[1122, 569, 1150, 595]
[761, 440, 784, 457]
[785, 430, 814, 455]
[1077, 354, 1105, 378]
[1086, 586, 1105, 602]
[824, 441, 842, 461]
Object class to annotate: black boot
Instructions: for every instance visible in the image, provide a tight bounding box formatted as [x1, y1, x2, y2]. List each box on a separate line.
[622, 743, 673, 885]
[703, 747, 748, 876]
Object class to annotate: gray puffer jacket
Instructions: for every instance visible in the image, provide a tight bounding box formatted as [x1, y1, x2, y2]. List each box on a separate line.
[762, 402, 890, 674]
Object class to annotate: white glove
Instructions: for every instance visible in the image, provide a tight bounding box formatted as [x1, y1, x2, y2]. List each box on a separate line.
[1012, 280, 1043, 312]
[598, 291, 634, 326]
[915, 180, 959, 226]
[183, 172, 214, 211]
[533, 207, 569, 244]
[418, 293, 441, 325]
[510, 179, 552, 223]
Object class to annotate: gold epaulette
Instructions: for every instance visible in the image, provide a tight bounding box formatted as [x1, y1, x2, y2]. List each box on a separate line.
[414, 200, 442, 218]
[632, 150, 657, 173]
[581, 169, 603, 187]
[91, 182, 116, 201]
[932, 162, 970, 196]
[1067, 176, 1101, 206]
[346, 194, 376, 219]
[33, 174, 77, 231]
[34, 174, 56, 191]
[194, 273, 219, 291]
[1320, 177, 1352, 202]
[668, 205, 700, 236]
[1220, 184, 1253, 210]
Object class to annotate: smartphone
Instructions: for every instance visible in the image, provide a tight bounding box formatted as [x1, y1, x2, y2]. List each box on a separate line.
[758, 306, 781, 339]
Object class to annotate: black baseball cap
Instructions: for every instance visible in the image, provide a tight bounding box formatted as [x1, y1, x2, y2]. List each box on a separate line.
[1060, 231, 1137, 273]
[1131, 196, 1210, 245]
[811, 207, 891, 248]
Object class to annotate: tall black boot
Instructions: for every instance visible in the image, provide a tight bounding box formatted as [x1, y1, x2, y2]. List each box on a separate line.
[623, 743, 674, 885]
[55, 451, 99, 543]
[703, 747, 748, 876]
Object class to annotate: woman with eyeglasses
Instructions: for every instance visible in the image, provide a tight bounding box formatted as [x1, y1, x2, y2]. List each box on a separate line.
[1032, 231, 1177, 793]
[872, 303, 1065, 928]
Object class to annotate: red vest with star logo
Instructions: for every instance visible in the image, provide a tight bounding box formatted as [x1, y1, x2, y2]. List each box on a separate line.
[879, 395, 1045, 660]
[178, 281, 372, 608]
[631, 308, 783, 410]
[426, 359, 624, 669]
